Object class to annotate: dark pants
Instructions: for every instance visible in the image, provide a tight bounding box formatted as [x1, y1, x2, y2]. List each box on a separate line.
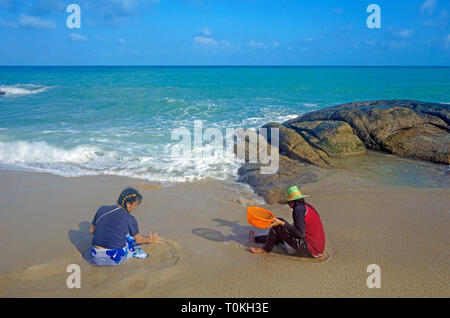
[255, 218, 310, 255]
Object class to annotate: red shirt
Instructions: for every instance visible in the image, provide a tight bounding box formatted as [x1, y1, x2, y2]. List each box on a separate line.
[304, 203, 326, 257]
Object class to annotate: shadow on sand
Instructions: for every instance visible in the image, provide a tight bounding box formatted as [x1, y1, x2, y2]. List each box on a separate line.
[68, 221, 93, 263]
[192, 218, 257, 248]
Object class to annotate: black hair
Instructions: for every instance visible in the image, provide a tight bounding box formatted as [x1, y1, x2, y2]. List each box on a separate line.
[290, 198, 305, 207]
[117, 188, 142, 211]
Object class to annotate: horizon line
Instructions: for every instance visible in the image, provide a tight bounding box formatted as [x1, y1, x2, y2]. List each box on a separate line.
[1, 64, 449, 67]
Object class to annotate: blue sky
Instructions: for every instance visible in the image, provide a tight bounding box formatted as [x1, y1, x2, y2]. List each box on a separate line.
[0, 0, 449, 65]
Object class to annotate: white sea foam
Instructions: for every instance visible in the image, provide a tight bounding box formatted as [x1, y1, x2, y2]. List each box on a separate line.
[0, 140, 240, 182]
[299, 102, 319, 108]
[0, 141, 113, 166]
[275, 114, 299, 122]
[159, 97, 186, 104]
[239, 113, 300, 128]
[0, 84, 51, 96]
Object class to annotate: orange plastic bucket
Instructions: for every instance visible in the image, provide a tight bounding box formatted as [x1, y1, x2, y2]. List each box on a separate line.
[247, 206, 275, 229]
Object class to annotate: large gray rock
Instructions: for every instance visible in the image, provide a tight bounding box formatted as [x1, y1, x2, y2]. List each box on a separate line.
[285, 100, 450, 164]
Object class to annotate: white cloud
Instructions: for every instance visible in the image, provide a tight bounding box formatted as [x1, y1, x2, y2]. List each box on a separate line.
[388, 40, 408, 50]
[192, 35, 232, 51]
[69, 33, 88, 42]
[198, 27, 212, 36]
[248, 40, 264, 49]
[248, 40, 279, 49]
[395, 29, 414, 38]
[194, 36, 217, 45]
[420, 0, 436, 15]
[248, 40, 264, 48]
[218, 40, 231, 46]
[19, 14, 55, 30]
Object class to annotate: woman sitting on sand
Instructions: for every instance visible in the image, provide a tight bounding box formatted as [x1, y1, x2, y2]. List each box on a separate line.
[89, 188, 160, 266]
[249, 186, 325, 257]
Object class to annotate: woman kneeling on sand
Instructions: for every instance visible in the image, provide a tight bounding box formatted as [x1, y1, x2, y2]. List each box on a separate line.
[89, 188, 160, 266]
[249, 186, 325, 257]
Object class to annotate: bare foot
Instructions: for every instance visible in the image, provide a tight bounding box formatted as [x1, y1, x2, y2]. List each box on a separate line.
[250, 247, 267, 254]
[248, 229, 255, 242]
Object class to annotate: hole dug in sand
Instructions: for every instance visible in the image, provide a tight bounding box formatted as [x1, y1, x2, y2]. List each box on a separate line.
[140, 239, 180, 269]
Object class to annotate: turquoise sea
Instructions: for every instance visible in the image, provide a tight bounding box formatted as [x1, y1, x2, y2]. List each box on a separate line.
[0, 66, 449, 185]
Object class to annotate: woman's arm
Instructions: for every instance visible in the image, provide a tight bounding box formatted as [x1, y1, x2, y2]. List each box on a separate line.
[284, 205, 306, 239]
[284, 217, 305, 239]
[89, 224, 95, 235]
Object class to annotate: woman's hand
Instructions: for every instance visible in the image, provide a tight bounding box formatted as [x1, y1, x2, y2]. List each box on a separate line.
[268, 218, 285, 229]
[134, 232, 162, 244]
[148, 232, 161, 244]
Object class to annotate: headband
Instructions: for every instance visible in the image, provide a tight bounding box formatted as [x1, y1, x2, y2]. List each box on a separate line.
[121, 193, 137, 208]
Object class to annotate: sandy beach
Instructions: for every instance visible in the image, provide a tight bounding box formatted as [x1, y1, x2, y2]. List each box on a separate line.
[1, 0, 449, 301]
[0, 159, 448, 298]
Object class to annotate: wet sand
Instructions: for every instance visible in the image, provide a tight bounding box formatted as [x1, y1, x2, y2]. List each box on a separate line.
[0, 168, 449, 297]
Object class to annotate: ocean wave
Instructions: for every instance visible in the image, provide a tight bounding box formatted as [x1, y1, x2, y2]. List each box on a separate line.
[0, 140, 240, 182]
[298, 102, 319, 108]
[238, 113, 300, 127]
[158, 97, 186, 104]
[0, 140, 114, 166]
[275, 114, 299, 122]
[0, 84, 51, 96]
